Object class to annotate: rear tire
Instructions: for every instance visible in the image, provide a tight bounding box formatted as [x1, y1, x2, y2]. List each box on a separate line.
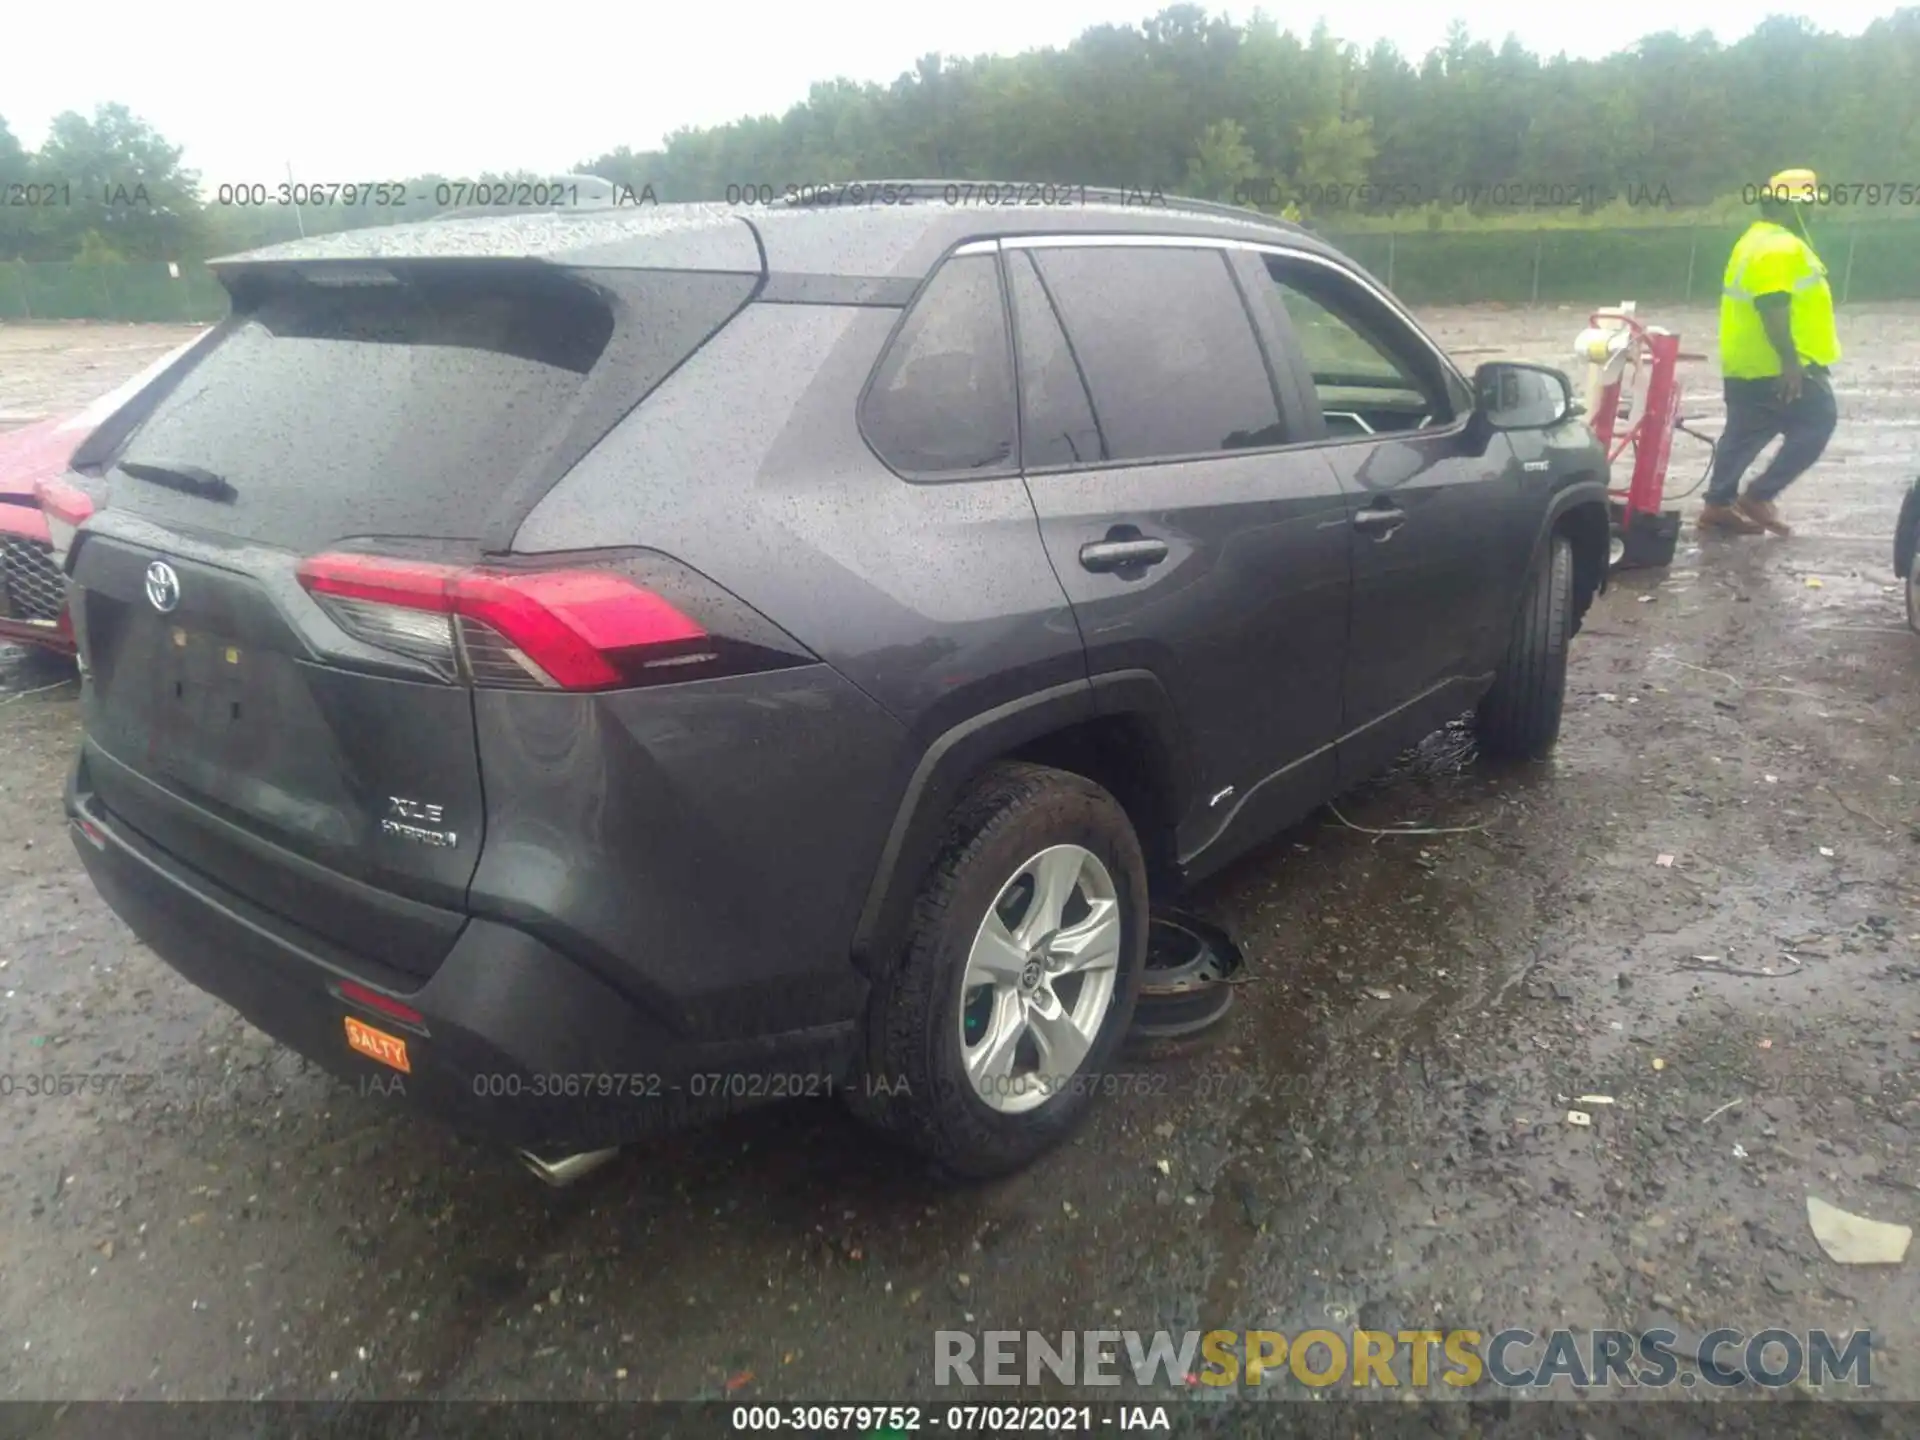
[1896, 477, 1920, 636]
[1476, 534, 1573, 760]
[848, 762, 1148, 1179]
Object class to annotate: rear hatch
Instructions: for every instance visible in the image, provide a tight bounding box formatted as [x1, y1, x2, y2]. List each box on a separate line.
[67, 257, 757, 978]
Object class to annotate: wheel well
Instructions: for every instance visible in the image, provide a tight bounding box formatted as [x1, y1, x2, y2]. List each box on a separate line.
[1004, 714, 1183, 895]
[1555, 495, 1610, 635]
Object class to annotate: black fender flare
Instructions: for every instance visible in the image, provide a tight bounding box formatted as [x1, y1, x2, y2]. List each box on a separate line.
[1524, 477, 1612, 598]
[1527, 478, 1613, 569]
[849, 670, 1194, 973]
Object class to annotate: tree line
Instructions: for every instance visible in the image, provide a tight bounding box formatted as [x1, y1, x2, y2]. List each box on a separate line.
[5, 5, 1918, 264]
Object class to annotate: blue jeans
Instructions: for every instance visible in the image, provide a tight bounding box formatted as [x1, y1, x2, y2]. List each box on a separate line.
[1703, 367, 1837, 506]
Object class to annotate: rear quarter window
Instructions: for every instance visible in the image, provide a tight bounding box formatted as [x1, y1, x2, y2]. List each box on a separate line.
[859, 254, 1017, 480]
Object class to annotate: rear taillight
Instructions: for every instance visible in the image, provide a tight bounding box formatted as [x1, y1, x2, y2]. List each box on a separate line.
[35, 477, 95, 564]
[296, 551, 807, 691]
[336, 979, 424, 1026]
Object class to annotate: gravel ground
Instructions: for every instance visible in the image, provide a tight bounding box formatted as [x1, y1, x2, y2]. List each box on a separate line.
[0, 323, 206, 428]
[0, 307, 1917, 1414]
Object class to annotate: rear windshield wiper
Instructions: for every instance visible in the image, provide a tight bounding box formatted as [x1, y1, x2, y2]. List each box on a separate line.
[118, 461, 238, 504]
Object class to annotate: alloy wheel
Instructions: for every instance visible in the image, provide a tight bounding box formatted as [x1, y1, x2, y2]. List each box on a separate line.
[957, 844, 1121, 1115]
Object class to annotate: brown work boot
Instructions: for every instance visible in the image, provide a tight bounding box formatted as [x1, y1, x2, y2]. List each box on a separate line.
[1697, 502, 1764, 535]
[1735, 494, 1793, 537]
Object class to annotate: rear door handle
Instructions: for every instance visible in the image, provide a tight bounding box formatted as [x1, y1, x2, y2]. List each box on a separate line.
[1352, 506, 1406, 538]
[1079, 538, 1169, 572]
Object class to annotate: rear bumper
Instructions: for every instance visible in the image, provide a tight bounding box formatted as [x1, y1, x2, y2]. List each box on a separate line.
[67, 776, 860, 1150]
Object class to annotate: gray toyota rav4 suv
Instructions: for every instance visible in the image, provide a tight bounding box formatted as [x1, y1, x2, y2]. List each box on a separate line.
[54, 186, 1611, 1180]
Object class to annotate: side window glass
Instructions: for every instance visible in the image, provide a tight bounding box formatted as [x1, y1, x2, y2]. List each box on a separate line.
[1030, 246, 1286, 463]
[1266, 260, 1453, 438]
[861, 254, 1016, 478]
[1006, 251, 1104, 468]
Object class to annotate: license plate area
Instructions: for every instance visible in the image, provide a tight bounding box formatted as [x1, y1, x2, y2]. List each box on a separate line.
[147, 623, 276, 761]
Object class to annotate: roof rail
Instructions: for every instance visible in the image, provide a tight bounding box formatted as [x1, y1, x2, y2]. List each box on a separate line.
[777, 179, 1307, 233]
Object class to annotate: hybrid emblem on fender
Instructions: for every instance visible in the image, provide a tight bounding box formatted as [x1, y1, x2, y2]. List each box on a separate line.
[381, 796, 457, 848]
[144, 560, 181, 613]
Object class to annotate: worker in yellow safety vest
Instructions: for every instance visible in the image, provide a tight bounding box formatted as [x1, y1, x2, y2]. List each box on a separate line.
[1697, 169, 1841, 537]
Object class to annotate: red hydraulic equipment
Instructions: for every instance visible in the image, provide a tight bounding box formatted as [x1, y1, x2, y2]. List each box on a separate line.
[1574, 303, 1707, 570]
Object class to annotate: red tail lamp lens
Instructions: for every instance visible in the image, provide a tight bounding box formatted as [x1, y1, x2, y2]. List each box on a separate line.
[338, 979, 424, 1025]
[296, 553, 710, 691]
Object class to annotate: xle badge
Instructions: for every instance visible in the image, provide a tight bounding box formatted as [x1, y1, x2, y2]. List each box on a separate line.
[381, 796, 457, 849]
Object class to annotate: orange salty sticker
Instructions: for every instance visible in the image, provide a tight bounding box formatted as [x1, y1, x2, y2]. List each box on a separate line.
[344, 1015, 411, 1073]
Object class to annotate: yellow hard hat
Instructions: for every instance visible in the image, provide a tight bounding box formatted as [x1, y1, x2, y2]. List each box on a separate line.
[1765, 167, 1818, 196]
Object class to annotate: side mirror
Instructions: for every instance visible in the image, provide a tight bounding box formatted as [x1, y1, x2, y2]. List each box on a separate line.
[1474, 362, 1574, 431]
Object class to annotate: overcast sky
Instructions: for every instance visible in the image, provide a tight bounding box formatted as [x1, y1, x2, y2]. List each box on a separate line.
[5, 1, 1902, 187]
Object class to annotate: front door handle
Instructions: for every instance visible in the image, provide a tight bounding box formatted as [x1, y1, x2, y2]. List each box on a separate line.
[1352, 506, 1406, 539]
[1079, 537, 1169, 572]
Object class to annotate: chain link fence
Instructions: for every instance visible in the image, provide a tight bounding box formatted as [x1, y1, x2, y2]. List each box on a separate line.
[4, 222, 1916, 321]
[1, 260, 228, 322]
[1322, 220, 1920, 307]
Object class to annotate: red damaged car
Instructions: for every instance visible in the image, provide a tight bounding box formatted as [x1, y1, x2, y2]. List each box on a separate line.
[0, 339, 203, 656]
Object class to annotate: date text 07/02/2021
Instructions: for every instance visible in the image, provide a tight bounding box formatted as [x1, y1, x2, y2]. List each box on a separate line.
[1228, 179, 1680, 209]
[0, 1066, 1302, 1106]
[199, 179, 1162, 211]
[460, 1068, 1285, 1104]
[727, 1403, 1171, 1432]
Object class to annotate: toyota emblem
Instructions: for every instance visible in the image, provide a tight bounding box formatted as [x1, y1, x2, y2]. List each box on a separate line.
[144, 560, 182, 614]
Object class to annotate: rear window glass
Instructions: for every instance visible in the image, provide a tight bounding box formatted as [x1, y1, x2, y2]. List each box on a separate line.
[111, 268, 616, 549]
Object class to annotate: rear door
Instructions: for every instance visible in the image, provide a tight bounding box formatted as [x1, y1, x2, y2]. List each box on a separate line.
[67, 260, 753, 977]
[1253, 253, 1521, 783]
[1007, 238, 1352, 866]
